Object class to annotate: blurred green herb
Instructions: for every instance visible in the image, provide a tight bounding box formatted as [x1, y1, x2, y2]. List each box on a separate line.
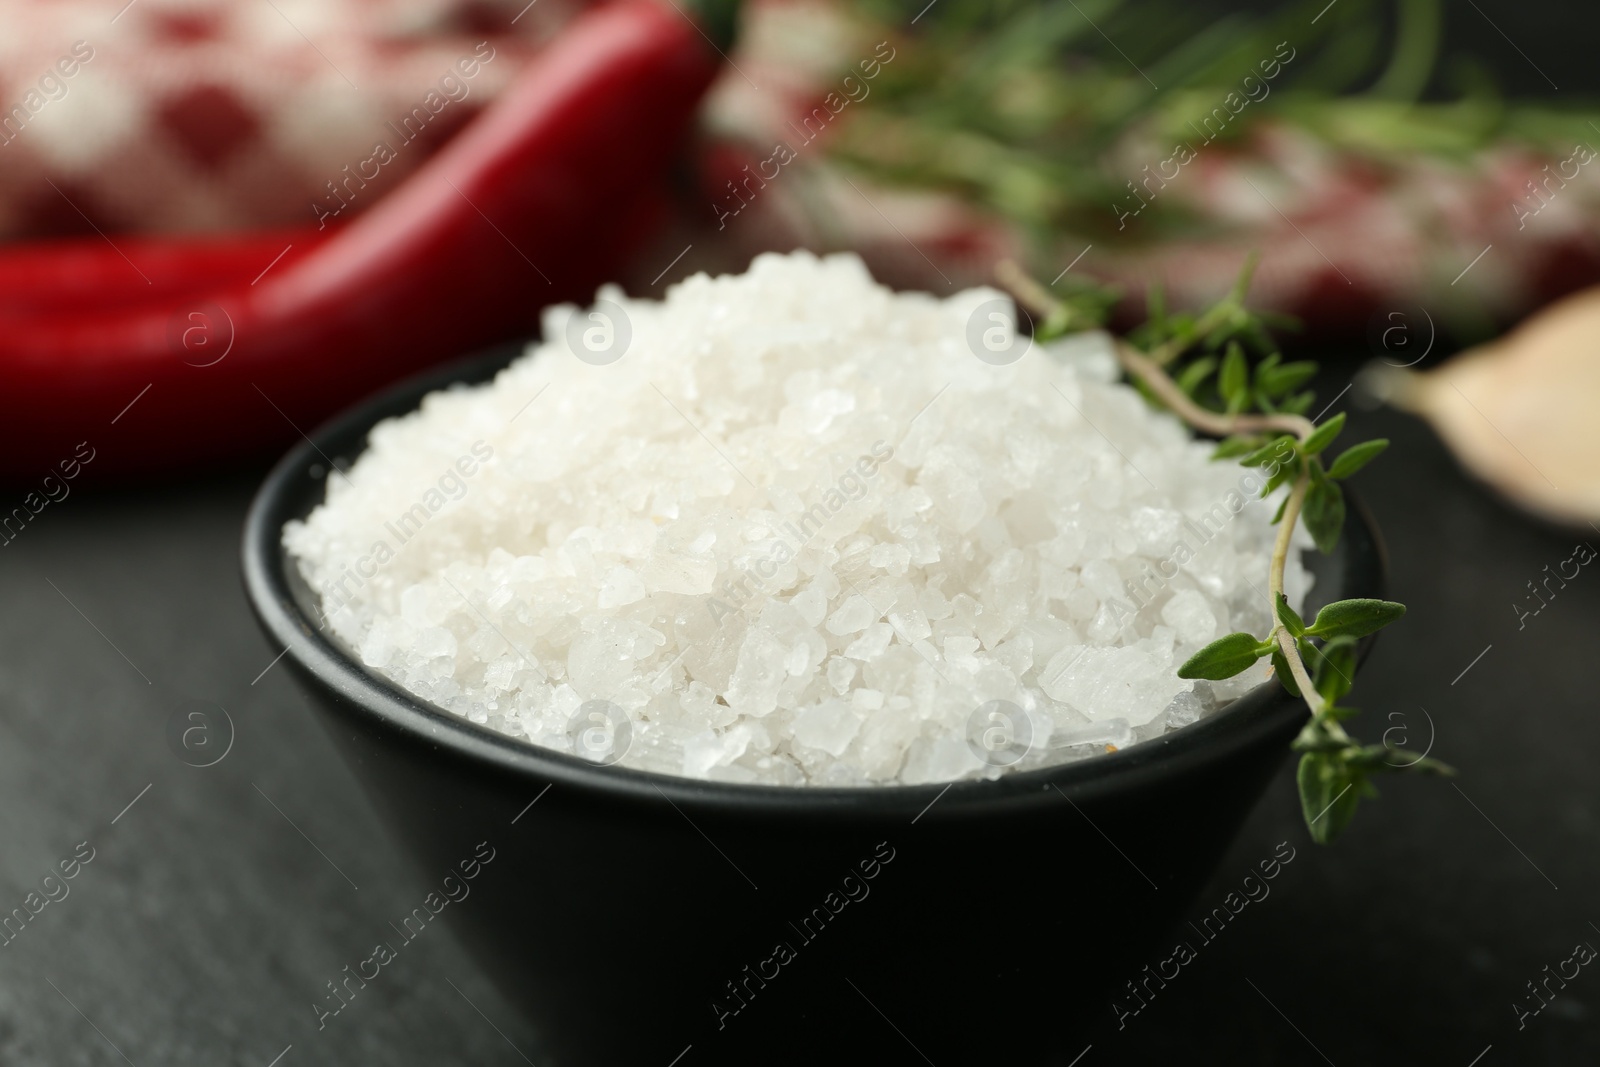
[831, 0, 1592, 254]
[999, 255, 1450, 844]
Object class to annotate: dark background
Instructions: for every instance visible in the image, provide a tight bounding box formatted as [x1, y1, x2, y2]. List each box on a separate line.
[3, 0, 1599, 1063]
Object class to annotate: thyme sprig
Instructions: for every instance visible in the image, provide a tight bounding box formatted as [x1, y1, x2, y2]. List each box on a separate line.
[999, 256, 1451, 843]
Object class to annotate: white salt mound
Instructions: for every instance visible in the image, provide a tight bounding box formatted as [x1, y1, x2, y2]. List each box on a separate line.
[284, 251, 1312, 786]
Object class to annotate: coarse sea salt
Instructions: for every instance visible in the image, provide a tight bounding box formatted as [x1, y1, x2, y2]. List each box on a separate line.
[284, 251, 1312, 786]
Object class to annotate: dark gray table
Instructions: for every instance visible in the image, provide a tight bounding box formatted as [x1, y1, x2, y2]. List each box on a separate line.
[1, 375, 1595, 1066]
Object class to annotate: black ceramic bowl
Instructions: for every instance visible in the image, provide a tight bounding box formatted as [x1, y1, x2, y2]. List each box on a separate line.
[243, 345, 1388, 1066]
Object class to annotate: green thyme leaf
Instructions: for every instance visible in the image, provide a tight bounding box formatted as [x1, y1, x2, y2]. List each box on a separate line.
[1301, 470, 1345, 553]
[1177, 631, 1274, 680]
[1297, 752, 1364, 844]
[1292, 718, 1347, 753]
[1305, 598, 1407, 639]
[1260, 452, 1300, 497]
[1258, 360, 1319, 398]
[1219, 342, 1249, 413]
[1343, 745, 1454, 776]
[1275, 594, 1305, 637]
[1241, 435, 1294, 468]
[1178, 356, 1219, 397]
[1327, 438, 1389, 480]
[1281, 391, 1315, 416]
[1271, 646, 1301, 697]
[1211, 434, 1259, 460]
[1307, 634, 1358, 703]
[1301, 411, 1346, 455]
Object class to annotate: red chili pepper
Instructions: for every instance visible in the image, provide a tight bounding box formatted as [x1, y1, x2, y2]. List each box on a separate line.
[0, 0, 728, 481]
[0, 227, 335, 317]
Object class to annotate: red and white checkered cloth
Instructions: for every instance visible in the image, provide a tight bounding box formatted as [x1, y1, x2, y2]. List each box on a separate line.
[0, 0, 588, 240]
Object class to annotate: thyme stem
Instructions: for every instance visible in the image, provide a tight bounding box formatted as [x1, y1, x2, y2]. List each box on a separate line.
[1269, 469, 1333, 725]
[1118, 342, 1316, 440]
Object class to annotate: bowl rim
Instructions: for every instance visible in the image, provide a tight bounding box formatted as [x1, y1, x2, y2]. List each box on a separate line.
[241, 343, 1387, 820]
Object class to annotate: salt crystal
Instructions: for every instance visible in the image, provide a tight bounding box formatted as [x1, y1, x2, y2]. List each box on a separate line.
[901, 736, 986, 785]
[1079, 559, 1125, 601]
[851, 688, 885, 712]
[1064, 587, 1099, 621]
[826, 657, 856, 694]
[684, 726, 755, 776]
[826, 595, 877, 636]
[1130, 506, 1185, 555]
[790, 700, 859, 757]
[1052, 717, 1135, 751]
[725, 630, 786, 717]
[844, 623, 894, 661]
[886, 606, 932, 644]
[1161, 588, 1219, 646]
[1163, 689, 1207, 728]
[791, 584, 827, 627]
[597, 565, 646, 608]
[868, 543, 912, 574]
